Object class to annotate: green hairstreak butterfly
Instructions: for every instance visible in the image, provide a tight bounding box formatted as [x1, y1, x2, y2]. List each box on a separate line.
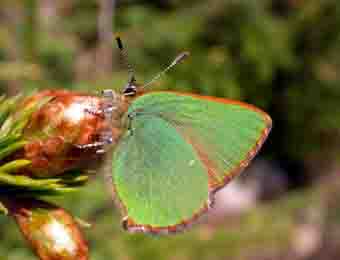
[91, 37, 272, 234]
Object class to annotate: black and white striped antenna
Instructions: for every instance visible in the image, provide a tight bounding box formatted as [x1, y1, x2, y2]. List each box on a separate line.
[115, 35, 190, 91]
[115, 36, 136, 85]
[142, 51, 190, 89]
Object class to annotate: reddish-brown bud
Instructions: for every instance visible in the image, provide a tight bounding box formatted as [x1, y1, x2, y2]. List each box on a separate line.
[17, 90, 110, 177]
[4, 198, 89, 260]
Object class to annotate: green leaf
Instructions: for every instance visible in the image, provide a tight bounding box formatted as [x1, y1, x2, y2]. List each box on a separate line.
[0, 94, 22, 126]
[0, 159, 31, 173]
[0, 201, 8, 215]
[0, 141, 27, 161]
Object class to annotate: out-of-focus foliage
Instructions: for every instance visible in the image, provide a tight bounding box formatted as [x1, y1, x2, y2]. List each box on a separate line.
[1, 0, 339, 163]
[1, 0, 340, 259]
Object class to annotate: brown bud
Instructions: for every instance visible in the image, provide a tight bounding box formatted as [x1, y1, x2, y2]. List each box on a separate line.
[18, 90, 109, 177]
[4, 198, 89, 260]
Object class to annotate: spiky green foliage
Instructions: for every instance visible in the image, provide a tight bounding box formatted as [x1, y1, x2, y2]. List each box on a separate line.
[0, 95, 90, 215]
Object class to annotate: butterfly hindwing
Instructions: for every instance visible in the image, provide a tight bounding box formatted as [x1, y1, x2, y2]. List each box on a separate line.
[113, 114, 210, 233]
[112, 91, 271, 233]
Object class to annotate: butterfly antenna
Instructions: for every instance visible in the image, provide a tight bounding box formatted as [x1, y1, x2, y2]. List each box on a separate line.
[115, 36, 136, 84]
[142, 51, 190, 89]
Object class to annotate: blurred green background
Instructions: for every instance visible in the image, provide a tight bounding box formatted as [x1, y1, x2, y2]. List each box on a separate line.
[1, 0, 340, 259]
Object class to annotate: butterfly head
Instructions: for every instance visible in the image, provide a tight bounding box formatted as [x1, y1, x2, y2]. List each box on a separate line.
[122, 76, 145, 98]
[122, 73, 137, 96]
[122, 84, 137, 96]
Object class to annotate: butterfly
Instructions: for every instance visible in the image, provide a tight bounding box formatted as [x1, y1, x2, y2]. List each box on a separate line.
[87, 37, 272, 234]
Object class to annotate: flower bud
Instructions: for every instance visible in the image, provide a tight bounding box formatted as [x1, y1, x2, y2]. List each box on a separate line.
[4, 198, 89, 260]
[18, 90, 109, 177]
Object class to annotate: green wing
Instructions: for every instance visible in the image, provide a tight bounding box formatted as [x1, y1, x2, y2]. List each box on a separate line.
[112, 92, 272, 233]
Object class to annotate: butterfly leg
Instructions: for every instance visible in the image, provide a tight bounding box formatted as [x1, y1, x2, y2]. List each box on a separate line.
[84, 108, 104, 118]
[80, 89, 120, 153]
[84, 98, 117, 119]
[76, 128, 114, 154]
[75, 141, 108, 152]
[126, 111, 139, 136]
[101, 89, 119, 115]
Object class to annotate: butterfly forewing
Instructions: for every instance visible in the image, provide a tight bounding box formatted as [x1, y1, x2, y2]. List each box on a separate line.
[112, 91, 271, 233]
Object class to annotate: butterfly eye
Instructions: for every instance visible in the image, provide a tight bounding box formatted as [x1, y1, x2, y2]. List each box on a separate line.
[123, 84, 137, 96]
